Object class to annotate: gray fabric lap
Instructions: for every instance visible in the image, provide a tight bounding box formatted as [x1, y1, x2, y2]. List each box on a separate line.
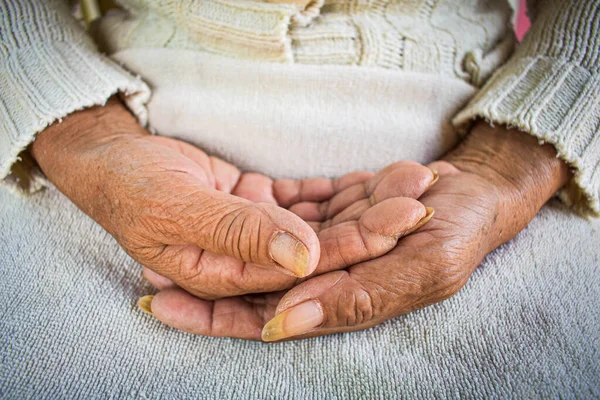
[1, 186, 598, 398]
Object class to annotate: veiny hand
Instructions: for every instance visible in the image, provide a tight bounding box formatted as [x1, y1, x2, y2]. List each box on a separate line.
[145, 122, 569, 341]
[31, 97, 437, 306]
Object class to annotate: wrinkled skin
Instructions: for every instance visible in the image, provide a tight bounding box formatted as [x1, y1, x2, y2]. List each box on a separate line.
[140, 122, 570, 341]
[32, 98, 569, 341]
[32, 98, 435, 304]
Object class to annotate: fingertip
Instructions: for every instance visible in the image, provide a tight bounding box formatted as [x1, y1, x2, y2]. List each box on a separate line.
[371, 163, 437, 201]
[261, 300, 324, 342]
[260, 204, 321, 277]
[231, 173, 276, 204]
[359, 197, 427, 237]
[272, 179, 299, 208]
[151, 289, 213, 334]
[406, 206, 435, 234]
[269, 232, 313, 277]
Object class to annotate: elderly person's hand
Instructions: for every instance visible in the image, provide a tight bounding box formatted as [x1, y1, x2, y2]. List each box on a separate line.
[145, 122, 570, 341]
[31, 97, 437, 303]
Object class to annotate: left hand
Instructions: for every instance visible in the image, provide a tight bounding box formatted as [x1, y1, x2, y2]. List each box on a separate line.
[142, 122, 570, 341]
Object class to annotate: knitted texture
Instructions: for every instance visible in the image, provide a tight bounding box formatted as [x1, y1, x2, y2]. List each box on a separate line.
[1, 176, 599, 398]
[0, 0, 150, 192]
[455, 0, 600, 216]
[97, 0, 516, 82]
[1, 0, 600, 215]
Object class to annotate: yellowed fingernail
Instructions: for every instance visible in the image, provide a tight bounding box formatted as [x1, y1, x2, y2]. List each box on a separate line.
[137, 295, 154, 315]
[407, 207, 435, 234]
[269, 232, 310, 277]
[261, 300, 324, 342]
[428, 168, 439, 188]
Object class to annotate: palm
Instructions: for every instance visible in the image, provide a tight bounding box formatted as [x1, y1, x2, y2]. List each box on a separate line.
[144, 149, 437, 339]
[148, 162, 492, 340]
[135, 136, 432, 300]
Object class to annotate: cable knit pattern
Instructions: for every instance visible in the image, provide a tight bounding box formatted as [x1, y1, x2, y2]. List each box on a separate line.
[97, 0, 515, 81]
[455, 0, 600, 216]
[1, 0, 599, 215]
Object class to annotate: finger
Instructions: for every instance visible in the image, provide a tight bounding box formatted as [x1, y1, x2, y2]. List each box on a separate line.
[146, 246, 270, 300]
[287, 183, 367, 222]
[326, 166, 437, 227]
[146, 136, 242, 192]
[323, 162, 438, 222]
[142, 267, 177, 290]
[158, 199, 432, 300]
[155, 185, 321, 278]
[427, 160, 460, 177]
[288, 202, 324, 221]
[290, 162, 437, 223]
[287, 182, 369, 222]
[322, 177, 438, 229]
[320, 198, 371, 229]
[364, 161, 435, 196]
[231, 173, 277, 204]
[137, 289, 282, 340]
[260, 266, 398, 342]
[311, 183, 368, 221]
[368, 163, 438, 205]
[313, 198, 433, 275]
[261, 215, 445, 342]
[274, 171, 374, 208]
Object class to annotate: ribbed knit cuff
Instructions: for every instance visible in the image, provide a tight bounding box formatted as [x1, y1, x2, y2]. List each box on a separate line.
[454, 0, 600, 217]
[454, 56, 600, 217]
[0, 41, 150, 192]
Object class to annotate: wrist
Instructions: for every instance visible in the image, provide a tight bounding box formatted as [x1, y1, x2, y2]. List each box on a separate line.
[446, 121, 570, 248]
[30, 97, 148, 225]
[31, 97, 146, 171]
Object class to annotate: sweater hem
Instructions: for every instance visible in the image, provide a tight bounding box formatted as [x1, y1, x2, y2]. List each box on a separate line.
[454, 56, 600, 217]
[0, 41, 151, 192]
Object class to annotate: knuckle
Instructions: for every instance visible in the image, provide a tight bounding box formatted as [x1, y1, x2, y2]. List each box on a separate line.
[330, 275, 376, 327]
[426, 261, 468, 301]
[177, 248, 248, 300]
[212, 205, 264, 262]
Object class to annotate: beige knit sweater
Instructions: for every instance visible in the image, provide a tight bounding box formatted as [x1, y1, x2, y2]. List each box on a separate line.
[1, 0, 599, 215]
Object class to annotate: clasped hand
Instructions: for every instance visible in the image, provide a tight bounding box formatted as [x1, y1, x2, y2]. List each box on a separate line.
[32, 98, 568, 341]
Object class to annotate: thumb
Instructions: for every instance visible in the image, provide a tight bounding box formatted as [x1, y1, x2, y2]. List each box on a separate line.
[260, 272, 351, 341]
[173, 186, 320, 277]
[261, 264, 397, 341]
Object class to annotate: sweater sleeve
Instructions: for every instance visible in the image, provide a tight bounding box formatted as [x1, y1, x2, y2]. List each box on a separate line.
[453, 0, 600, 217]
[0, 0, 150, 192]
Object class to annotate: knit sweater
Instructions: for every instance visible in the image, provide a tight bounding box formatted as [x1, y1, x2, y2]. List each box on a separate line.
[1, 0, 599, 215]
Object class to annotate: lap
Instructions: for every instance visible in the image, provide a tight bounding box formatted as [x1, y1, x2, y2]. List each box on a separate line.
[1, 185, 599, 398]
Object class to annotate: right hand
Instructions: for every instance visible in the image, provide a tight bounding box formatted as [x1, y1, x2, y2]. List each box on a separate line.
[31, 97, 437, 300]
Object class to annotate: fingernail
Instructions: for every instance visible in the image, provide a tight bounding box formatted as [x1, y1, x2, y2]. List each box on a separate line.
[137, 295, 154, 315]
[262, 300, 324, 342]
[269, 232, 310, 277]
[428, 168, 439, 188]
[407, 207, 435, 234]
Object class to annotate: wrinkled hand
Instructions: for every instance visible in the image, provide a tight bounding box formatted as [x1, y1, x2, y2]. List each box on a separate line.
[31, 97, 436, 304]
[145, 122, 569, 341]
